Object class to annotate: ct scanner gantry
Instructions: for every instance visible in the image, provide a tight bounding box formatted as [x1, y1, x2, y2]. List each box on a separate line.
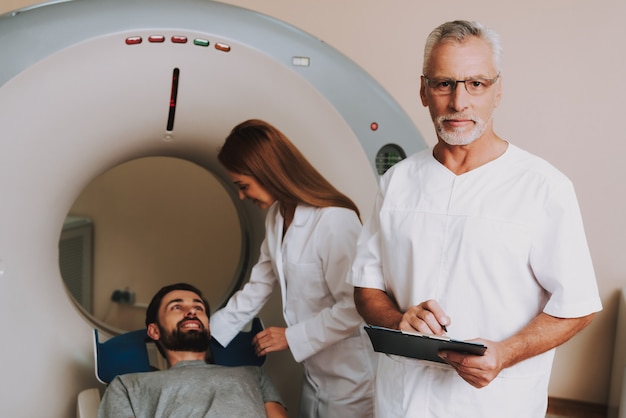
[0, 0, 426, 416]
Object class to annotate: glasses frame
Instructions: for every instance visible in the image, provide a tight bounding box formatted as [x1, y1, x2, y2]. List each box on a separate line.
[423, 74, 500, 96]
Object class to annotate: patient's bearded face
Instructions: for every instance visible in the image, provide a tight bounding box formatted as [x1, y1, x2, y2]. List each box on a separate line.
[156, 289, 211, 352]
[159, 318, 210, 352]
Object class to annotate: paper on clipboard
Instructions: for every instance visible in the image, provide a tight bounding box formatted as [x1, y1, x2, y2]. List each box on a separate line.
[364, 325, 487, 364]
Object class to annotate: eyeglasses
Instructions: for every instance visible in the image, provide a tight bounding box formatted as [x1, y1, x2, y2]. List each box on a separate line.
[423, 74, 500, 96]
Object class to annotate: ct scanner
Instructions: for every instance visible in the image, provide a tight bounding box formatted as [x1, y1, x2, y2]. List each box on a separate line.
[0, 0, 427, 416]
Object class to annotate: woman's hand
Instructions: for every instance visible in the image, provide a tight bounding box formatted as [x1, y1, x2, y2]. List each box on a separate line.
[252, 326, 288, 356]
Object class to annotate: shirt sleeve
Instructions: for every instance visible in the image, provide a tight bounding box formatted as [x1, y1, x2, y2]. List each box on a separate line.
[530, 176, 602, 317]
[98, 376, 135, 418]
[210, 232, 279, 346]
[349, 178, 387, 290]
[256, 367, 285, 406]
[285, 208, 365, 362]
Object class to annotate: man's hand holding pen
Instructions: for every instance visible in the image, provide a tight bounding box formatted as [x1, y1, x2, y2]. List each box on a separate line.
[399, 299, 450, 336]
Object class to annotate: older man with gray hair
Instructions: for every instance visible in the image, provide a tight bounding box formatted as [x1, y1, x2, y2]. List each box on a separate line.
[351, 20, 602, 418]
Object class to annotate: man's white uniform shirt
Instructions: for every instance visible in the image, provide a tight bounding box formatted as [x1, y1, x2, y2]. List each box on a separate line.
[351, 144, 602, 418]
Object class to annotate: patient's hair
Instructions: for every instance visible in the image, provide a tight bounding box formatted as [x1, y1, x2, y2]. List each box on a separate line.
[145, 282, 210, 328]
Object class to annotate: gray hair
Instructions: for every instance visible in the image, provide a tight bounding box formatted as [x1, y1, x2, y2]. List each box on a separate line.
[423, 20, 502, 74]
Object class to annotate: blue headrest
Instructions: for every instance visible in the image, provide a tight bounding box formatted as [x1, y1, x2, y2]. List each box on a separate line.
[94, 328, 151, 384]
[209, 317, 265, 367]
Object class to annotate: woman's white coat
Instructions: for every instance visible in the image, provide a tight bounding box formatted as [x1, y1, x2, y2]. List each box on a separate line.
[211, 203, 375, 417]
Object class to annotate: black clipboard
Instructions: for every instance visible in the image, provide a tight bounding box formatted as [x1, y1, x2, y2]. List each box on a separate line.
[364, 325, 487, 364]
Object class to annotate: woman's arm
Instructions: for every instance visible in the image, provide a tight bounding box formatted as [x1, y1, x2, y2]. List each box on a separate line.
[210, 234, 278, 346]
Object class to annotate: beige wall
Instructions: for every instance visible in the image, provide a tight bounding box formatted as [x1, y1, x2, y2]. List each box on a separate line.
[4, 0, 625, 408]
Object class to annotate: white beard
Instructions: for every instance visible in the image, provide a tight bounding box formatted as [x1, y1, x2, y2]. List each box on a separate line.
[435, 113, 489, 146]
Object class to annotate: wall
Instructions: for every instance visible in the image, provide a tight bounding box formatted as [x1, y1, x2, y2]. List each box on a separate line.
[2, 0, 625, 409]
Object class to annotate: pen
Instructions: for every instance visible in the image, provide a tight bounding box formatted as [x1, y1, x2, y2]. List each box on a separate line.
[441, 324, 447, 333]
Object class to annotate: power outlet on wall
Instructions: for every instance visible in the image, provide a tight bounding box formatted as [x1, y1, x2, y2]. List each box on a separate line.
[111, 289, 136, 305]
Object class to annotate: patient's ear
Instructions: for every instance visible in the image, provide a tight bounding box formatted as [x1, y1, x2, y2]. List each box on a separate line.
[147, 323, 161, 341]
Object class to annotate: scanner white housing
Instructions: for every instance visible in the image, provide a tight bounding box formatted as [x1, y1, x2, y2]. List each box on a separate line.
[0, 0, 426, 416]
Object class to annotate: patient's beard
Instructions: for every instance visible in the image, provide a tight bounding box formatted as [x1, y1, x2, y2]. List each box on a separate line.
[159, 322, 211, 353]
